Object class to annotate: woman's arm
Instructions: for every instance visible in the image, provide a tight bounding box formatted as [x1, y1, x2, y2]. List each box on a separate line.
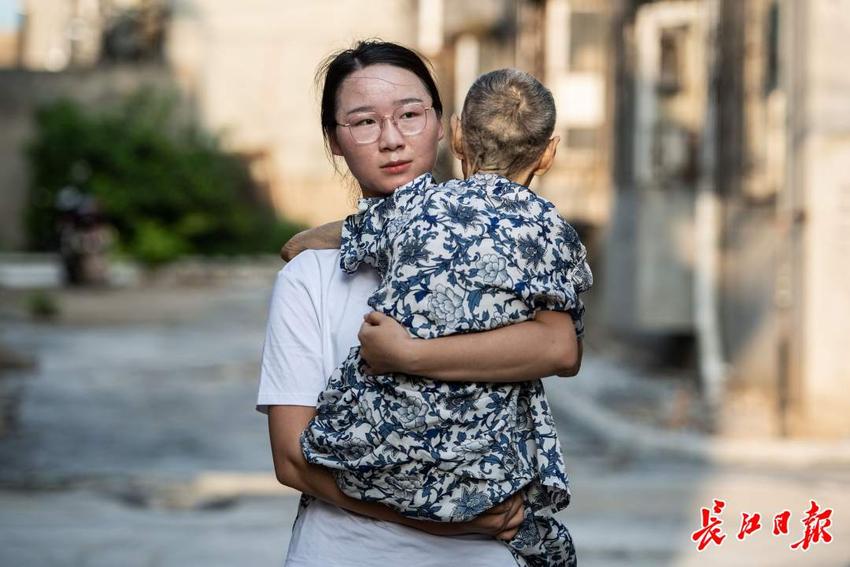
[268, 405, 524, 539]
[359, 310, 582, 382]
[280, 222, 584, 381]
[262, 259, 524, 539]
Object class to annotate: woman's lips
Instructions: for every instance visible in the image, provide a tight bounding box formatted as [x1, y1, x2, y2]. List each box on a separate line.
[381, 161, 412, 175]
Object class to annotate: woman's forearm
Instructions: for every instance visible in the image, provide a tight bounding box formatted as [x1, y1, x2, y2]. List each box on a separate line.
[268, 406, 512, 537]
[272, 407, 439, 531]
[288, 459, 523, 538]
[402, 310, 581, 382]
[283, 455, 437, 530]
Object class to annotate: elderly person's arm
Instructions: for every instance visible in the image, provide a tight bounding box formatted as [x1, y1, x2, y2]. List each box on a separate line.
[281, 221, 343, 262]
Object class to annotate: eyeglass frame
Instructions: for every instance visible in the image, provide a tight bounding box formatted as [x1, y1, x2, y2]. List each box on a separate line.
[335, 105, 435, 145]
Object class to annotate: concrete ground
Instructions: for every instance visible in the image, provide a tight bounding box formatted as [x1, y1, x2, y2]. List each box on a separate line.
[1, 273, 848, 567]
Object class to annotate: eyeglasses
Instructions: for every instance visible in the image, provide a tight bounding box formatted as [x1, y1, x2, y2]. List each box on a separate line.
[337, 103, 433, 145]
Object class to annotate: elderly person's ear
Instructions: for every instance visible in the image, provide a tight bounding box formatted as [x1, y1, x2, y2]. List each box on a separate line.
[450, 115, 465, 161]
[532, 136, 561, 177]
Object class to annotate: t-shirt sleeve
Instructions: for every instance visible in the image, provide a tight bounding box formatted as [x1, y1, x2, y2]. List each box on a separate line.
[256, 254, 327, 413]
[522, 219, 594, 339]
[339, 197, 389, 275]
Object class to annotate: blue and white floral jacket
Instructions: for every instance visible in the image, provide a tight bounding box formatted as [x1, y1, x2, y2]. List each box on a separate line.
[342, 171, 592, 340]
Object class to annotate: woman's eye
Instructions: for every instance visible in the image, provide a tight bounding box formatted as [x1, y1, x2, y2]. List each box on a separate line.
[353, 118, 377, 127]
[399, 111, 422, 120]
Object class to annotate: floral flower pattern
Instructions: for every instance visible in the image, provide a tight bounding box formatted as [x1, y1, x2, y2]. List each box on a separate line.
[301, 172, 591, 567]
[476, 254, 510, 285]
[396, 395, 428, 429]
[429, 284, 465, 325]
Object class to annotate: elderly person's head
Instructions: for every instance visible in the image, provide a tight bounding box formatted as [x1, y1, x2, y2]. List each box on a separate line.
[452, 69, 559, 184]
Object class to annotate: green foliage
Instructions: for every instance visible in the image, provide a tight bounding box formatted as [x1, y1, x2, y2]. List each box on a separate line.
[25, 89, 303, 265]
[26, 291, 60, 320]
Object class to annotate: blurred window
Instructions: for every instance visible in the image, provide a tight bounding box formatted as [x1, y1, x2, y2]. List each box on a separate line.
[569, 10, 606, 72]
[566, 127, 599, 150]
[764, 1, 780, 94]
[564, 10, 607, 151]
[658, 26, 688, 95]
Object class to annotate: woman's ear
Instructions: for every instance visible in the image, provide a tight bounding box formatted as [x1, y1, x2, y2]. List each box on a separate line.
[533, 135, 560, 176]
[450, 115, 465, 160]
[329, 131, 344, 157]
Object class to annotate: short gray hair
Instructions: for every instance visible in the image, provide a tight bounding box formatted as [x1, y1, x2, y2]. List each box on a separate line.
[460, 69, 556, 177]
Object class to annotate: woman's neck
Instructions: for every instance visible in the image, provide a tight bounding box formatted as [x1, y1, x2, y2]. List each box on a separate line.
[360, 171, 432, 199]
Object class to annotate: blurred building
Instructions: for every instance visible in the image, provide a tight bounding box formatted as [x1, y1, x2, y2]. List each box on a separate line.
[605, 0, 850, 438]
[162, 0, 614, 228]
[0, 0, 614, 238]
[410, 0, 615, 227]
[1, 0, 848, 438]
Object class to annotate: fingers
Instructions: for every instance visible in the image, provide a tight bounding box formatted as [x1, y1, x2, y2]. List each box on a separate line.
[495, 496, 525, 541]
[482, 493, 519, 517]
[481, 499, 510, 515]
[508, 493, 523, 515]
[363, 311, 387, 325]
[505, 498, 524, 529]
[496, 526, 520, 541]
[280, 243, 296, 262]
[463, 494, 527, 539]
[481, 499, 511, 516]
[498, 495, 522, 528]
[357, 324, 369, 344]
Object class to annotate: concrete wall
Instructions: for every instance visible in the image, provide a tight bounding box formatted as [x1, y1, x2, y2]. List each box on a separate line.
[796, 0, 850, 436]
[166, 0, 419, 228]
[604, 0, 850, 437]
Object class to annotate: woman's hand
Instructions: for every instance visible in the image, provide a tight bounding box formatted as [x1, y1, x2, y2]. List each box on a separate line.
[358, 312, 418, 374]
[270, 406, 523, 541]
[462, 492, 526, 541]
[411, 493, 525, 540]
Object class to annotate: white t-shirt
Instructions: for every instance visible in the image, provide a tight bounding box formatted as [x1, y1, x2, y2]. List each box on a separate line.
[256, 249, 517, 567]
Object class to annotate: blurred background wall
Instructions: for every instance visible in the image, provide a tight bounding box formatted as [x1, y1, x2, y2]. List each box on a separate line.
[1, 0, 848, 440]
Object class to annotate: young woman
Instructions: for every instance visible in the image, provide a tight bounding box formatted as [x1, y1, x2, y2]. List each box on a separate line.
[257, 41, 583, 567]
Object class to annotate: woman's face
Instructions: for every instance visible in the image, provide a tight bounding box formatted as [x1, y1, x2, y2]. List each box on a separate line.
[330, 64, 444, 198]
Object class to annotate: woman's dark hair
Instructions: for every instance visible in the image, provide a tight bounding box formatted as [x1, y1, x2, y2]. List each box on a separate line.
[317, 40, 443, 149]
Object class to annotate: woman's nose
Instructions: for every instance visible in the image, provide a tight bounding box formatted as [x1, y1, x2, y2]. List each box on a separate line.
[378, 116, 405, 151]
